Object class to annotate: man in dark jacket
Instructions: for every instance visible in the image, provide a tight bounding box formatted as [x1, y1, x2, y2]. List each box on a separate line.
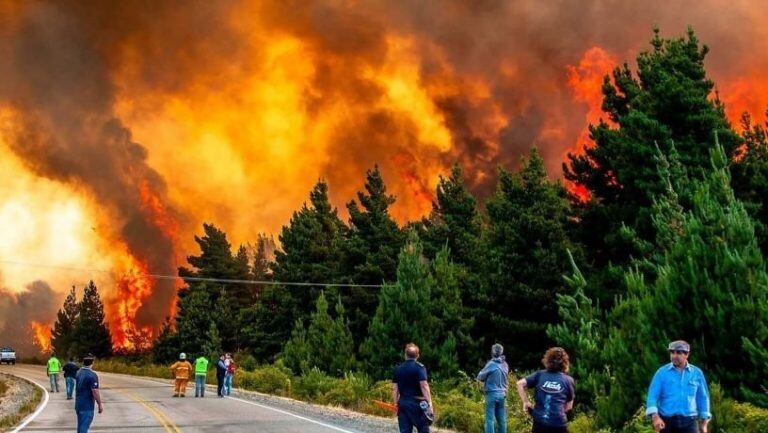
[63, 358, 80, 400]
[216, 354, 227, 398]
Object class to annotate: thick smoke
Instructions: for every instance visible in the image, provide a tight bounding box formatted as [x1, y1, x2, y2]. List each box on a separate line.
[0, 2, 179, 328]
[0, 281, 60, 356]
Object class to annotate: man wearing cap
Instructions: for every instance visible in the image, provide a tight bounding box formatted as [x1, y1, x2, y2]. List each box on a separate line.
[170, 353, 193, 397]
[74, 354, 102, 433]
[646, 340, 711, 433]
[393, 343, 434, 433]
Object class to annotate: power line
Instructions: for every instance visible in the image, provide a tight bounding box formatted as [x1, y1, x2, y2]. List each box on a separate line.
[0, 259, 384, 288]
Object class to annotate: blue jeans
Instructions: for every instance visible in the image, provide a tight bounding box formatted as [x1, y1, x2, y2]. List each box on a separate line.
[397, 399, 429, 433]
[484, 393, 506, 433]
[224, 373, 233, 395]
[65, 377, 75, 398]
[49, 373, 59, 392]
[76, 410, 94, 433]
[195, 375, 206, 397]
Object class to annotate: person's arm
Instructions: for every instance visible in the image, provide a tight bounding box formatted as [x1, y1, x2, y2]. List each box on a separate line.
[419, 381, 434, 413]
[646, 369, 665, 432]
[565, 379, 575, 412]
[516, 378, 533, 414]
[476, 363, 491, 382]
[93, 389, 103, 414]
[696, 370, 712, 432]
[392, 383, 400, 411]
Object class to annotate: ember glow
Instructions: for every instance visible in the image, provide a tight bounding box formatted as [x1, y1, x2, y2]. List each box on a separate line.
[1, 1, 767, 352]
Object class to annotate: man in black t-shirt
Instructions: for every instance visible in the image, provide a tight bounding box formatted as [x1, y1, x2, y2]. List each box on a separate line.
[392, 343, 433, 433]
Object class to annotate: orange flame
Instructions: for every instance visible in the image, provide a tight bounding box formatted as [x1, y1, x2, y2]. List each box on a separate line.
[107, 254, 156, 351]
[565, 47, 618, 201]
[30, 321, 52, 353]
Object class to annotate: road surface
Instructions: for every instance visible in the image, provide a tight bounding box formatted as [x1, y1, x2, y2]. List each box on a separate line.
[1, 364, 367, 433]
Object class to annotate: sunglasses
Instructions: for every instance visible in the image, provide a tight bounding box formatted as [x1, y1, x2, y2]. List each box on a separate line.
[668, 350, 689, 355]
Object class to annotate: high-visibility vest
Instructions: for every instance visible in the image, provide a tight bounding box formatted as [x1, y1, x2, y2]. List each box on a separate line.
[47, 357, 61, 373]
[194, 357, 209, 375]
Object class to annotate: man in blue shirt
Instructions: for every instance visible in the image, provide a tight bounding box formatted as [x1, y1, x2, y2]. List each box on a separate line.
[477, 343, 509, 433]
[646, 340, 711, 433]
[393, 343, 434, 433]
[74, 354, 103, 433]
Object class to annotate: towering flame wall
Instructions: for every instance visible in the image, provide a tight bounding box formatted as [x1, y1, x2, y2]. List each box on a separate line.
[1, 0, 766, 353]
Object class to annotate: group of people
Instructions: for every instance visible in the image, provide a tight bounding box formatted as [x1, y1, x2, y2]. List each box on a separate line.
[169, 352, 237, 398]
[46, 353, 102, 433]
[44, 338, 709, 433]
[393, 340, 710, 433]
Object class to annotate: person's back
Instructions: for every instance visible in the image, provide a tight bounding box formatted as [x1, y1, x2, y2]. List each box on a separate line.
[525, 370, 575, 426]
[517, 347, 575, 433]
[47, 356, 61, 393]
[392, 343, 432, 433]
[74, 355, 102, 433]
[477, 344, 509, 433]
[194, 356, 209, 398]
[63, 361, 80, 400]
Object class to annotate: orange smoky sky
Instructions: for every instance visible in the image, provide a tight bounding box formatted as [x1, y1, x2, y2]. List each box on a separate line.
[1, 0, 767, 352]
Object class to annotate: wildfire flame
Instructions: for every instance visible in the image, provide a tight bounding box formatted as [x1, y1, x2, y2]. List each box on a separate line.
[30, 321, 52, 353]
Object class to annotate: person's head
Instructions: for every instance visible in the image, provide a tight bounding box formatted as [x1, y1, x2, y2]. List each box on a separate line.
[667, 340, 690, 367]
[491, 343, 504, 358]
[220, 353, 226, 360]
[404, 343, 420, 360]
[68, 357, 74, 362]
[179, 352, 187, 361]
[542, 347, 570, 373]
[83, 354, 94, 367]
[226, 353, 231, 359]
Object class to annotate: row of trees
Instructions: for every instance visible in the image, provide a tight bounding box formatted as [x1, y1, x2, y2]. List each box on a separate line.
[49, 27, 768, 430]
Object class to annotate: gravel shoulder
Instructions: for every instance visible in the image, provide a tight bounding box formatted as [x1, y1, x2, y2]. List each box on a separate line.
[0, 372, 37, 430]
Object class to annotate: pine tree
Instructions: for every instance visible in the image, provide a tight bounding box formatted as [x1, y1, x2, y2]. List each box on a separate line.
[70, 281, 112, 358]
[253, 180, 346, 358]
[360, 233, 463, 379]
[484, 147, 582, 368]
[283, 292, 356, 375]
[178, 223, 251, 351]
[731, 111, 768, 253]
[564, 28, 742, 305]
[151, 317, 180, 363]
[343, 167, 404, 343]
[551, 143, 768, 428]
[174, 285, 218, 360]
[51, 286, 78, 358]
[416, 165, 483, 367]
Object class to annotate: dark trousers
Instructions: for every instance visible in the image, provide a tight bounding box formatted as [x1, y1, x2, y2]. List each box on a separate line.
[661, 416, 698, 433]
[532, 422, 568, 433]
[398, 399, 429, 433]
[217, 375, 225, 397]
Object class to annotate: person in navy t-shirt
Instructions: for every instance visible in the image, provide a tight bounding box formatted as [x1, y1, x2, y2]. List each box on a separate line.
[516, 347, 575, 433]
[74, 354, 102, 433]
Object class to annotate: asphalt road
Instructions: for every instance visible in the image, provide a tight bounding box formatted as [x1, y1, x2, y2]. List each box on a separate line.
[2, 364, 358, 433]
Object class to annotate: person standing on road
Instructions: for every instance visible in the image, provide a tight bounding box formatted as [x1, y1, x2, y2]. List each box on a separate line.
[393, 343, 434, 433]
[74, 354, 102, 433]
[477, 343, 509, 433]
[63, 357, 80, 400]
[46, 353, 61, 393]
[216, 353, 227, 398]
[516, 347, 575, 433]
[194, 354, 209, 398]
[170, 353, 193, 397]
[646, 340, 711, 433]
[224, 353, 236, 396]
